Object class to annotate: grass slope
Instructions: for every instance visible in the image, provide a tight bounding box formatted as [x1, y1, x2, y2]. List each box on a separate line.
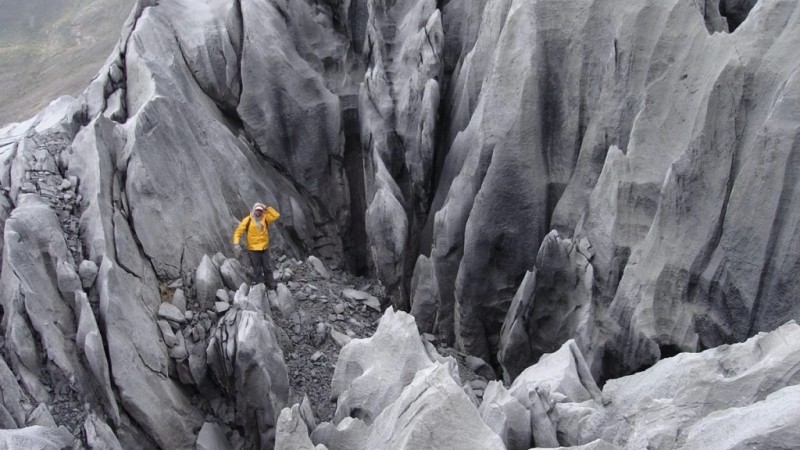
[0, 0, 133, 126]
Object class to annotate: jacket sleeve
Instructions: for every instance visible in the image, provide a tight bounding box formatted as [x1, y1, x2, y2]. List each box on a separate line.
[232, 217, 248, 245]
[265, 206, 280, 224]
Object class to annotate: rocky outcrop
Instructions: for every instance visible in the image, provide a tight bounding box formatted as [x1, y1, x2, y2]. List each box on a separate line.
[4, 0, 800, 448]
[287, 309, 506, 450]
[575, 321, 800, 448]
[479, 381, 531, 450]
[206, 301, 290, 448]
[0, 426, 75, 449]
[498, 231, 597, 380]
[329, 308, 452, 423]
[360, 0, 444, 308]
[420, 0, 800, 382]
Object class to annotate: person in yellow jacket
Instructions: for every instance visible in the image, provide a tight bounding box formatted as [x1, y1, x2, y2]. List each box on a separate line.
[233, 202, 280, 288]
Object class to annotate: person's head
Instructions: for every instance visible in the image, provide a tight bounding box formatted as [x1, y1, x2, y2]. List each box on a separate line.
[253, 202, 266, 216]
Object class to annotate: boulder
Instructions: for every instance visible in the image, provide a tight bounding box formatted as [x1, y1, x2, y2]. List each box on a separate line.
[499, 231, 595, 381]
[196, 255, 224, 310]
[84, 413, 123, 450]
[96, 258, 203, 449]
[220, 258, 248, 291]
[409, 255, 440, 334]
[365, 184, 407, 309]
[0, 426, 75, 449]
[172, 288, 187, 313]
[271, 283, 296, 316]
[311, 418, 369, 450]
[0, 356, 27, 427]
[509, 339, 601, 448]
[157, 320, 178, 347]
[26, 403, 56, 428]
[478, 381, 531, 450]
[363, 363, 505, 450]
[276, 404, 316, 450]
[206, 307, 289, 448]
[215, 302, 230, 314]
[158, 302, 186, 324]
[216, 288, 230, 303]
[679, 384, 800, 449]
[196, 422, 233, 450]
[78, 260, 99, 288]
[465, 355, 497, 381]
[330, 308, 452, 423]
[576, 321, 800, 448]
[510, 339, 601, 406]
[329, 329, 352, 347]
[307, 256, 329, 279]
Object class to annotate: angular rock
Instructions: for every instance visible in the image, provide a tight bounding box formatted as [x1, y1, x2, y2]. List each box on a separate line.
[271, 284, 296, 316]
[298, 395, 317, 432]
[576, 322, 800, 448]
[212, 252, 227, 269]
[341, 288, 372, 302]
[363, 296, 381, 312]
[78, 260, 99, 289]
[238, 283, 271, 316]
[168, 330, 189, 360]
[220, 258, 248, 291]
[507, 339, 601, 448]
[0, 426, 75, 449]
[158, 302, 186, 324]
[196, 422, 233, 450]
[499, 231, 596, 381]
[679, 384, 800, 449]
[96, 259, 203, 449]
[26, 403, 56, 428]
[478, 381, 531, 450]
[330, 308, 453, 423]
[0, 356, 27, 427]
[157, 320, 178, 347]
[510, 339, 601, 405]
[104, 89, 126, 122]
[276, 404, 316, 450]
[0, 195, 116, 423]
[215, 302, 230, 314]
[172, 288, 187, 313]
[187, 337, 208, 385]
[465, 355, 497, 381]
[216, 288, 230, 303]
[206, 309, 289, 448]
[362, 363, 505, 450]
[307, 256, 329, 279]
[196, 255, 224, 310]
[311, 418, 369, 450]
[75, 290, 119, 425]
[329, 329, 352, 348]
[409, 255, 440, 334]
[68, 110, 203, 448]
[84, 413, 123, 450]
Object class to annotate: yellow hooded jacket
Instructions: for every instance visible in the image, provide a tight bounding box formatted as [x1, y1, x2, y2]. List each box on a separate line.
[232, 206, 280, 251]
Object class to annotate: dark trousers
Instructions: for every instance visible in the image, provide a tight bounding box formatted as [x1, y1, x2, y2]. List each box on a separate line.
[248, 250, 275, 287]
